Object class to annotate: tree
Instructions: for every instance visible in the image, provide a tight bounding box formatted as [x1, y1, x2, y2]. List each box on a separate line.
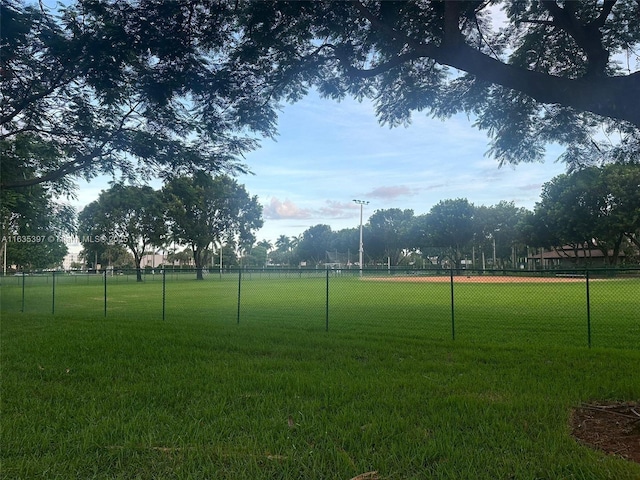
[6, 0, 639, 197]
[0, 186, 72, 270]
[78, 184, 166, 280]
[233, 0, 640, 168]
[1, 0, 277, 192]
[365, 208, 414, 265]
[167, 248, 194, 268]
[270, 235, 296, 266]
[0, 134, 76, 270]
[295, 224, 334, 265]
[217, 242, 239, 269]
[1, 137, 74, 270]
[245, 245, 268, 267]
[256, 239, 273, 251]
[423, 198, 475, 268]
[528, 164, 640, 265]
[605, 164, 640, 252]
[474, 201, 529, 268]
[77, 244, 134, 270]
[163, 173, 263, 279]
[331, 228, 359, 267]
[275, 235, 293, 252]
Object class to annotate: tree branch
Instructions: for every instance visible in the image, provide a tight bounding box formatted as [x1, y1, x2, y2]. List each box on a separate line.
[421, 40, 640, 126]
[347, 0, 640, 127]
[0, 68, 72, 126]
[516, 19, 555, 27]
[2, 102, 144, 189]
[337, 51, 423, 78]
[591, 0, 617, 29]
[442, 0, 465, 47]
[540, 0, 612, 77]
[2, 154, 97, 189]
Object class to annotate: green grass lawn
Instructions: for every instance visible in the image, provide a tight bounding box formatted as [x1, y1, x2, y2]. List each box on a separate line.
[1, 274, 639, 479]
[3, 271, 638, 348]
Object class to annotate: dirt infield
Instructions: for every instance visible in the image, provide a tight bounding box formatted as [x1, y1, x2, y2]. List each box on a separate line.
[364, 274, 588, 283]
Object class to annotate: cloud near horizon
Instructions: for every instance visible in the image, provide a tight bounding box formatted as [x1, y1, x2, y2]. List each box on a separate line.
[263, 198, 312, 220]
[263, 198, 356, 220]
[365, 185, 421, 200]
[318, 200, 357, 219]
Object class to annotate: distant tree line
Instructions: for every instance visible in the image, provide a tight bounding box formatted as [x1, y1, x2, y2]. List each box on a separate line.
[2, 164, 639, 272]
[75, 173, 262, 281]
[267, 164, 640, 269]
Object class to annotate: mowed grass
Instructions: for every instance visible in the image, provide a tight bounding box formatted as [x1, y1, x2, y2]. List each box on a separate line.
[1, 274, 639, 479]
[3, 272, 638, 348]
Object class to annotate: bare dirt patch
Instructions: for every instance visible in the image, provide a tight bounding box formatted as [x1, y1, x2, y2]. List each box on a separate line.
[571, 402, 640, 464]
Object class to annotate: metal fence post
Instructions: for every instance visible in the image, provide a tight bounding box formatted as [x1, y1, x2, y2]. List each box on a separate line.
[237, 268, 242, 324]
[325, 269, 329, 332]
[450, 268, 455, 340]
[21, 271, 25, 313]
[162, 268, 166, 321]
[586, 270, 591, 348]
[52, 271, 56, 315]
[103, 270, 107, 317]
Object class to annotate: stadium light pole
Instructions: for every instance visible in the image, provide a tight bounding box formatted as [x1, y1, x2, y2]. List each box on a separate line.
[353, 199, 369, 276]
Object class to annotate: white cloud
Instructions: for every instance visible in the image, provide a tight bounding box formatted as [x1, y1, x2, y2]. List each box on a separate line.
[263, 198, 357, 221]
[365, 185, 421, 200]
[263, 198, 313, 220]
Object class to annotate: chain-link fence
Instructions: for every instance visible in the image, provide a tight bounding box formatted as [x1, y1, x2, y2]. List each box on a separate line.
[2, 268, 638, 349]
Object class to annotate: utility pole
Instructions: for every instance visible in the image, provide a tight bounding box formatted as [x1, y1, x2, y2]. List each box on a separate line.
[353, 199, 369, 277]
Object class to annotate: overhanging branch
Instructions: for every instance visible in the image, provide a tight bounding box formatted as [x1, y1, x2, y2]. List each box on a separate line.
[421, 40, 640, 127]
[347, 0, 640, 128]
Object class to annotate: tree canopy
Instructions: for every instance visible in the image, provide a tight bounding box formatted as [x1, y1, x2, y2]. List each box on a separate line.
[0, 182, 73, 270]
[4, 0, 640, 271]
[163, 173, 263, 279]
[233, 0, 640, 168]
[3, 0, 638, 197]
[0, 0, 277, 191]
[529, 163, 640, 264]
[421, 198, 476, 267]
[0, 135, 75, 270]
[284, 168, 640, 268]
[365, 208, 414, 265]
[78, 184, 166, 280]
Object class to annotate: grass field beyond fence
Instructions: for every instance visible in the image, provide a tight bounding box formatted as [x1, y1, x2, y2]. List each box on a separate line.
[2, 268, 638, 349]
[1, 270, 639, 479]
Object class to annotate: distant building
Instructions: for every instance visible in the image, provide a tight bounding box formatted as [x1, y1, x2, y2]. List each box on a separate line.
[140, 252, 166, 269]
[140, 251, 195, 268]
[62, 252, 80, 270]
[527, 245, 626, 269]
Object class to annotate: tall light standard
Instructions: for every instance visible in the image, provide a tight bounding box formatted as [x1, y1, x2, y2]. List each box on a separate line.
[353, 199, 369, 276]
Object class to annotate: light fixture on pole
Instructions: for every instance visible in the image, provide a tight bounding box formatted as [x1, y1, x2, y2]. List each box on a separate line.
[353, 199, 369, 276]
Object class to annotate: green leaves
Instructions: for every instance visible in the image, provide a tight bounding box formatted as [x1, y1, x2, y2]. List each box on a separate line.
[530, 164, 640, 264]
[78, 184, 166, 277]
[232, 0, 640, 166]
[1, 0, 278, 192]
[5, 0, 639, 197]
[163, 173, 263, 275]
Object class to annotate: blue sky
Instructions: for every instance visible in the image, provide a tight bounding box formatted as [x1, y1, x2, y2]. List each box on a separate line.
[71, 89, 569, 245]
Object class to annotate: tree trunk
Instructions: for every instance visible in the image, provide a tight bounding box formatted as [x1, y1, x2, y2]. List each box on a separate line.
[608, 233, 625, 266]
[193, 247, 204, 280]
[134, 254, 143, 282]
